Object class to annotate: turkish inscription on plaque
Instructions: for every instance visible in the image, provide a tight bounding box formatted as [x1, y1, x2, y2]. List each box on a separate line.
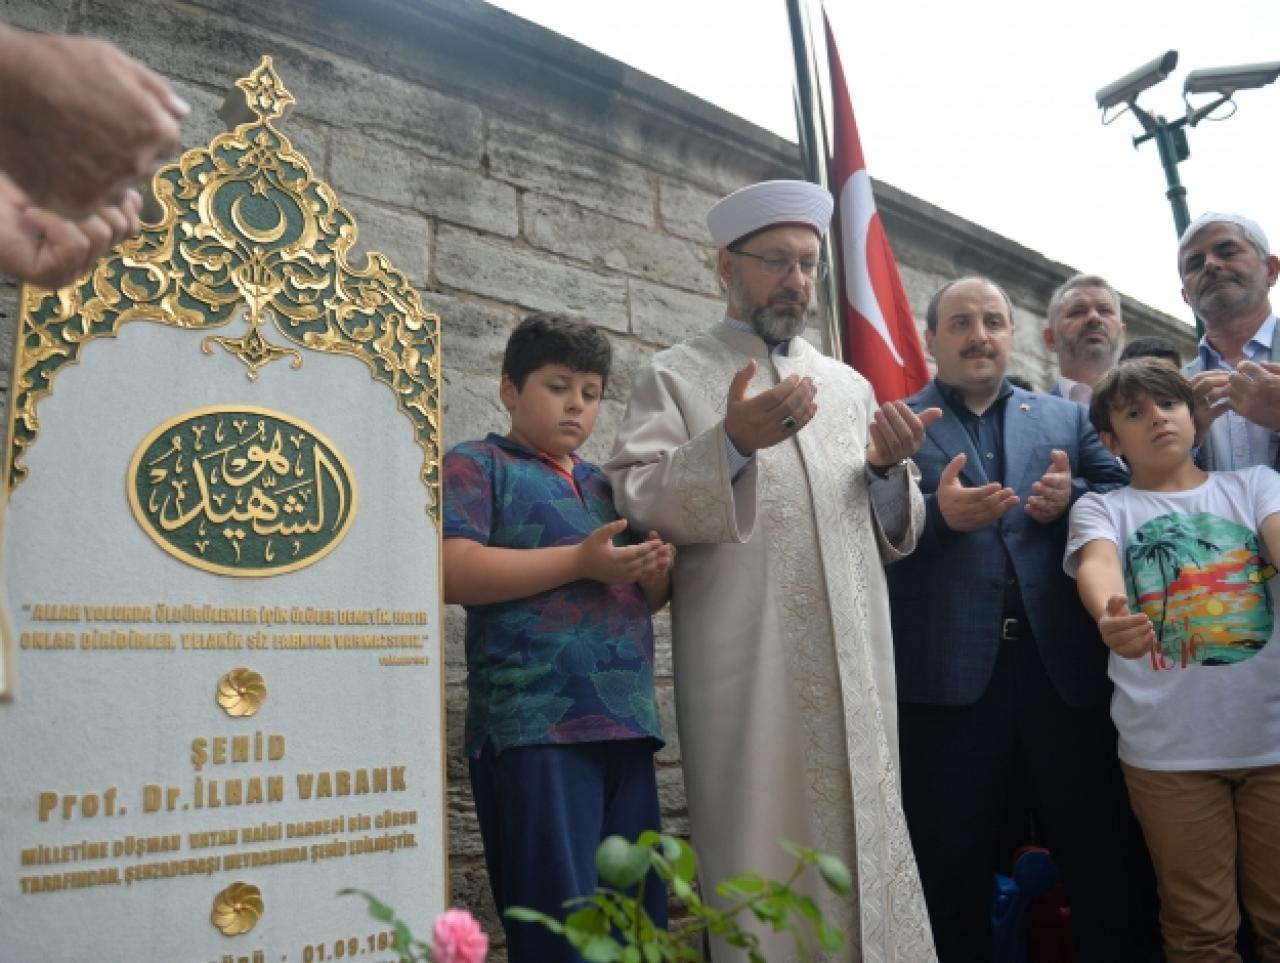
[1, 58, 446, 962]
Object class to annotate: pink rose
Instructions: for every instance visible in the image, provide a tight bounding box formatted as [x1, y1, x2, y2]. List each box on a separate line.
[431, 908, 489, 963]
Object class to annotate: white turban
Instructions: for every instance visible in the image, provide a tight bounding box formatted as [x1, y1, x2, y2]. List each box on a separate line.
[706, 179, 833, 249]
[1179, 211, 1270, 256]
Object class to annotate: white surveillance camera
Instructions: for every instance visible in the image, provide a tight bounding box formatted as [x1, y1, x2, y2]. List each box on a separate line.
[1096, 51, 1179, 109]
[1183, 61, 1280, 96]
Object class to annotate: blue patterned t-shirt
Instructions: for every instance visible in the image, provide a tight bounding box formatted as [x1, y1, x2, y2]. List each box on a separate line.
[443, 434, 663, 757]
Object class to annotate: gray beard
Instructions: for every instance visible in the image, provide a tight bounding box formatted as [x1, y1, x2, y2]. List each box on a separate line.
[750, 304, 809, 342]
[1064, 338, 1121, 369]
[729, 271, 811, 342]
[1195, 280, 1260, 325]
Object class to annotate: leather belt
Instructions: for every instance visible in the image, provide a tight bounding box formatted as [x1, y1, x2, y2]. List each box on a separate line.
[1000, 616, 1029, 641]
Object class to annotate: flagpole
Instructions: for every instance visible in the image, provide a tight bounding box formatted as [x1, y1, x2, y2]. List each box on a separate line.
[784, 0, 843, 361]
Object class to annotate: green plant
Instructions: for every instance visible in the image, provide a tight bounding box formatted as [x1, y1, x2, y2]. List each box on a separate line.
[506, 833, 851, 963]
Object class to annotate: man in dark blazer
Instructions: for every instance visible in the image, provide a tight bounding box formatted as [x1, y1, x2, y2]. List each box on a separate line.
[887, 277, 1145, 963]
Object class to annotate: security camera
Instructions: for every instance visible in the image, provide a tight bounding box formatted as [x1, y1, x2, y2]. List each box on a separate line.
[1183, 61, 1280, 96]
[1096, 50, 1179, 109]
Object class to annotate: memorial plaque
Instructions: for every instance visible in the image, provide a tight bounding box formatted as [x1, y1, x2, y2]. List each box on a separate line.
[0, 59, 447, 962]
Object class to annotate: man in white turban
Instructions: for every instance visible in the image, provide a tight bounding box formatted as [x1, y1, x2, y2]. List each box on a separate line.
[606, 180, 938, 962]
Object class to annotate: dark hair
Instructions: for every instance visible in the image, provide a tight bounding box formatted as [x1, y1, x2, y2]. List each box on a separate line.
[1118, 336, 1182, 368]
[1089, 359, 1193, 436]
[501, 313, 612, 390]
[924, 276, 1014, 331]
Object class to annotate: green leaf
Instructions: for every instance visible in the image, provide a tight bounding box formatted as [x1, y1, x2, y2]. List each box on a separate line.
[716, 872, 766, 897]
[671, 838, 697, 881]
[815, 853, 853, 895]
[817, 920, 844, 951]
[566, 906, 610, 936]
[621, 947, 642, 963]
[339, 888, 399, 923]
[596, 835, 652, 889]
[779, 840, 809, 861]
[596, 894, 632, 932]
[671, 876, 694, 901]
[577, 934, 623, 961]
[789, 893, 821, 921]
[393, 921, 413, 955]
[505, 906, 565, 933]
[750, 896, 787, 927]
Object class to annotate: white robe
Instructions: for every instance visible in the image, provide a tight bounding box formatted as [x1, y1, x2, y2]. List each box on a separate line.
[605, 324, 936, 963]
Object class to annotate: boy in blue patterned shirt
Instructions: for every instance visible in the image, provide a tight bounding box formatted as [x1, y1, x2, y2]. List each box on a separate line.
[442, 314, 674, 961]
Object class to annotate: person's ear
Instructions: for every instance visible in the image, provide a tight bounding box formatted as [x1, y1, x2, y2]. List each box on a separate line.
[717, 248, 736, 286]
[499, 374, 518, 412]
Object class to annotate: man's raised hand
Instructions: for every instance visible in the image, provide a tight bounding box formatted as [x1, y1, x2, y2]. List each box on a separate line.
[723, 359, 818, 455]
[1025, 449, 1072, 524]
[0, 28, 188, 219]
[0, 172, 141, 288]
[866, 401, 942, 469]
[1225, 361, 1280, 432]
[1189, 370, 1232, 443]
[935, 452, 1019, 532]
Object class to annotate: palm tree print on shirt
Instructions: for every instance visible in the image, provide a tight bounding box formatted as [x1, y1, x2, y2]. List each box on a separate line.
[1125, 512, 1274, 666]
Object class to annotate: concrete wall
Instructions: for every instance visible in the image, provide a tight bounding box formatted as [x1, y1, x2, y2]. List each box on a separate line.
[0, 0, 1197, 957]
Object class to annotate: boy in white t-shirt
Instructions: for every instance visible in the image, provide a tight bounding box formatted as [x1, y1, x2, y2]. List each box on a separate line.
[1066, 359, 1280, 963]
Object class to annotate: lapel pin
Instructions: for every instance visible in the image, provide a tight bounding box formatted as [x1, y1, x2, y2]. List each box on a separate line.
[1019, 402, 1030, 412]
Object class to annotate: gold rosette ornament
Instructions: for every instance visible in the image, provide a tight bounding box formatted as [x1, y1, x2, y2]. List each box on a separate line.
[211, 881, 263, 936]
[216, 668, 267, 717]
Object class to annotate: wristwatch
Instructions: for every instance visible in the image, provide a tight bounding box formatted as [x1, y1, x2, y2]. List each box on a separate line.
[866, 458, 908, 479]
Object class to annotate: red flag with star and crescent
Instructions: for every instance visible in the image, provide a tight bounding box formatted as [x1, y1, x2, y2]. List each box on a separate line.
[824, 12, 930, 401]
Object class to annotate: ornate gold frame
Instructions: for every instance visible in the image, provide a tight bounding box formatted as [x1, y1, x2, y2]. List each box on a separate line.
[3, 57, 441, 521]
[0, 57, 451, 898]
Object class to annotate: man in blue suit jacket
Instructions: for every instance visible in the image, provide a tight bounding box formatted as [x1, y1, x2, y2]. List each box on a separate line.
[886, 277, 1146, 963]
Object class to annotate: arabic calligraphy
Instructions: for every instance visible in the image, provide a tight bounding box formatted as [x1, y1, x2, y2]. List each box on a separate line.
[128, 407, 358, 577]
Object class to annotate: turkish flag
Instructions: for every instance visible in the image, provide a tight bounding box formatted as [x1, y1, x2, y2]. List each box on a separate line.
[825, 13, 930, 401]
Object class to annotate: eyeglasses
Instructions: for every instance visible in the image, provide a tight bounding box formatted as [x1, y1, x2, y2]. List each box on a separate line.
[730, 249, 828, 281]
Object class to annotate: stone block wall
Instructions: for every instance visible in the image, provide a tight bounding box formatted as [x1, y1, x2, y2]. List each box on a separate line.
[0, 0, 1196, 958]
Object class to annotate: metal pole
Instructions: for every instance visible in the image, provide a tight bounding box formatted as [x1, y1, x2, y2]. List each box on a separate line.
[1135, 114, 1201, 333]
[784, 0, 844, 360]
[1150, 117, 1192, 237]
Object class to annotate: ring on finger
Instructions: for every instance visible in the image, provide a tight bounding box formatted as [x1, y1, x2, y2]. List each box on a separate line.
[781, 414, 798, 431]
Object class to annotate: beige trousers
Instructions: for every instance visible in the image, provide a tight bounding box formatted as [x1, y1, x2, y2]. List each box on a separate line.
[1122, 762, 1280, 963]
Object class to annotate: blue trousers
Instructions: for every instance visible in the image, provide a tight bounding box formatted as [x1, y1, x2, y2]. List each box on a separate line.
[469, 740, 667, 963]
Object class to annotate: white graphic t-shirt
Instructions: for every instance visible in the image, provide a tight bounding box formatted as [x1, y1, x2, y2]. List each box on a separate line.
[1066, 467, 1280, 771]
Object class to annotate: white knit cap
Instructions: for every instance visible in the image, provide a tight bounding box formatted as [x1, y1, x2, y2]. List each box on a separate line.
[706, 180, 833, 249]
[1179, 211, 1270, 255]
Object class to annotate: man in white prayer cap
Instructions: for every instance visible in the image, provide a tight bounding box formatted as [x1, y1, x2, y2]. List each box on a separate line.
[606, 180, 939, 962]
[1178, 211, 1280, 471]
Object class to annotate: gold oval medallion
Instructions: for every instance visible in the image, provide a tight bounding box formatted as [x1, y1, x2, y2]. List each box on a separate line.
[128, 405, 358, 577]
